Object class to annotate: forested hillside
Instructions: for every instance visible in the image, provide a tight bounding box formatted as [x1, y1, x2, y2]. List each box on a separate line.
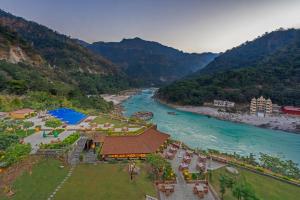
[157, 29, 300, 106]
[87, 37, 217, 86]
[200, 28, 299, 74]
[0, 9, 130, 112]
[0, 9, 129, 96]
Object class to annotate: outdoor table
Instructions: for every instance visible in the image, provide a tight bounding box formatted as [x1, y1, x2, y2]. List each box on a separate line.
[183, 156, 191, 163]
[172, 143, 180, 148]
[195, 185, 204, 192]
[179, 162, 189, 170]
[197, 162, 205, 171]
[186, 150, 193, 156]
[166, 152, 174, 159]
[184, 155, 191, 159]
[169, 147, 177, 153]
[164, 184, 174, 191]
[198, 155, 207, 162]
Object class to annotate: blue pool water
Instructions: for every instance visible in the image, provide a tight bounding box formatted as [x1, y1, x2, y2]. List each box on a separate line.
[122, 89, 300, 164]
[48, 108, 86, 125]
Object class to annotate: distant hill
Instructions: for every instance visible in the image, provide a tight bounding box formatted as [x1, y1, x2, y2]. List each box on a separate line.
[0, 9, 129, 96]
[86, 37, 218, 86]
[157, 28, 300, 106]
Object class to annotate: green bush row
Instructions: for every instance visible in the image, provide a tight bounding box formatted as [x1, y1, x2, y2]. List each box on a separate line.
[40, 132, 80, 149]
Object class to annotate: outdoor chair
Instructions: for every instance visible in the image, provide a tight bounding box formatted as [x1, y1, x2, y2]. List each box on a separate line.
[159, 184, 166, 192]
[165, 190, 171, 196]
[170, 186, 174, 193]
[193, 186, 198, 194]
[198, 192, 204, 199]
[204, 186, 208, 194]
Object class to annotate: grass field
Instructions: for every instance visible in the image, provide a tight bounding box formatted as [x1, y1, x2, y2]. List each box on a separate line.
[210, 166, 300, 200]
[54, 163, 157, 200]
[93, 116, 127, 128]
[0, 158, 69, 200]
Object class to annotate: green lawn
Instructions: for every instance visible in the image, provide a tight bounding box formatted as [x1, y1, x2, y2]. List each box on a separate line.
[54, 163, 157, 200]
[0, 158, 69, 200]
[210, 166, 300, 200]
[14, 129, 35, 138]
[93, 116, 127, 128]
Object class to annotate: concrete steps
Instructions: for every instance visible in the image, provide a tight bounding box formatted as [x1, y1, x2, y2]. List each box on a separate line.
[68, 136, 88, 165]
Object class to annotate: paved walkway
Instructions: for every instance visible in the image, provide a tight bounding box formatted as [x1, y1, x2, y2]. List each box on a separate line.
[25, 116, 47, 129]
[68, 136, 88, 165]
[48, 166, 75, 200]
[159, 147, 216, 200]
[24, 130, 75, 153]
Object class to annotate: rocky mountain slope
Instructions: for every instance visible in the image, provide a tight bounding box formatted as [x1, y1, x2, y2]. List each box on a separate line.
[0, 9, 129, 96]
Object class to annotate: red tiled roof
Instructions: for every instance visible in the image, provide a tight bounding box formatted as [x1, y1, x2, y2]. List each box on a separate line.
[101, 127, 170, 155]
[283, 106, 300, 111]
[10, 108, 34, 114]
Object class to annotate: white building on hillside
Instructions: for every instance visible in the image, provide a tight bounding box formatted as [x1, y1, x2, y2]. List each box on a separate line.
[213, 100, 235, 108]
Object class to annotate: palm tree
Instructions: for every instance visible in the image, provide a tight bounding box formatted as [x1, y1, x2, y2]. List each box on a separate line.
[219, 175, 227, 199]
[232, 182, 243, 200]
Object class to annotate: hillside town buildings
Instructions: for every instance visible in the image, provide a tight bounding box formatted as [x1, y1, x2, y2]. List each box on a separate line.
[250, 96, 273, 116]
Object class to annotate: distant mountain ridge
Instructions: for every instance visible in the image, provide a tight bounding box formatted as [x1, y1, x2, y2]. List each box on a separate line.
[86, 37, 218, 86]
[158, 28, 300, 106]
[199, 28, 299, 75]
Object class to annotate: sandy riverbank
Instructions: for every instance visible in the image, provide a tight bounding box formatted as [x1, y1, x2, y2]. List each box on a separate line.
[157, 99, 300, 134]
[101, 89, 141, 105]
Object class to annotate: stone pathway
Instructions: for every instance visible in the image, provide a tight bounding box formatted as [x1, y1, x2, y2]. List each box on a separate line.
[47, 166, 74, 200]
[83, 150, 97, 164]
[68, 136, 88, 165]
[159, 147, 216, 200]
[24, 130, 75, 154]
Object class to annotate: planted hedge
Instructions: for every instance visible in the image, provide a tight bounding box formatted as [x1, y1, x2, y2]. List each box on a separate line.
[45, 118, 63, 128]
[40, 132, 80, 149]
[0, 143, 31, 167]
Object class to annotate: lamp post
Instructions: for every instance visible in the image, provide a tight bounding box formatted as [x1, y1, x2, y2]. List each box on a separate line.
[91, 142, 96, 154]
[129, 161, 136, 180]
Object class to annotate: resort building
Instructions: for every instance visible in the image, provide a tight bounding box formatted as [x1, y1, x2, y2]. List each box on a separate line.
[249, 96, 273, 116]
[10, 108, 35, 119]
[213, 100, 235, 108]
[101, 126, 170, 159]
[282, 106, 300, 116]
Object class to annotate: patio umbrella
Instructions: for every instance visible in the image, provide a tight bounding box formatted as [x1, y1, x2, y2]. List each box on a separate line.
[42, 130, 47, 138]
[53, 130, 59, 138]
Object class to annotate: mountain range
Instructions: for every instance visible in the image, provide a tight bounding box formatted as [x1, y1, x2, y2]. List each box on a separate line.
[157, 28, 300, 106]
[1, 9, 299, 108]
[85, 38, 217, 86]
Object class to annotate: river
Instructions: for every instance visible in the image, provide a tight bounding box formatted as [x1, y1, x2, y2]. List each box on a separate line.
[122, 89, 300, 164]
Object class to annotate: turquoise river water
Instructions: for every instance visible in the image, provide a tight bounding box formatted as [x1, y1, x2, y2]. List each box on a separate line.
[122, 89, 300, 164]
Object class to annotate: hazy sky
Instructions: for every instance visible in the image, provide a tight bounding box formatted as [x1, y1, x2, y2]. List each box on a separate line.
[1, 0, 300, 53]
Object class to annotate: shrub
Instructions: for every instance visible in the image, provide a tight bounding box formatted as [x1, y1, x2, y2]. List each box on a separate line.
[45, 118, 62, 128]
[0, 134, 19, 151]
[0, 143, 31, 167]
[40, 132, 80, 149]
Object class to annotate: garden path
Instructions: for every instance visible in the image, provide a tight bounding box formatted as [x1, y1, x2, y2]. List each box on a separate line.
[24, 130, 75, 153]
[159, 147, 216, 200]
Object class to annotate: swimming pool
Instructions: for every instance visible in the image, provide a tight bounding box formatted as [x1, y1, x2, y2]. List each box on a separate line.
[48, 108, 86, 125]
